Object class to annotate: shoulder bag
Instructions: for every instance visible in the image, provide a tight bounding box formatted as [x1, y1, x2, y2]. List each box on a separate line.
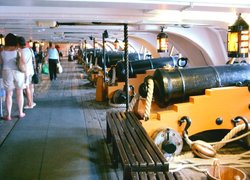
[29, 48, 39, 84]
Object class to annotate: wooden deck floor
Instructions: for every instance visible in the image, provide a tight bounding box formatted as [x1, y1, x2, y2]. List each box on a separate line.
[0, 58, 249, 180]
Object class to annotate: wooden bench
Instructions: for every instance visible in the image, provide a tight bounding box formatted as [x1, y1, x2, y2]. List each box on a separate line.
[106, 111, 170, 179]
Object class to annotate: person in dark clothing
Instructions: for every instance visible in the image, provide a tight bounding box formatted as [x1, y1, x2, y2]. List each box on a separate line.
[46, 42, 59, 81]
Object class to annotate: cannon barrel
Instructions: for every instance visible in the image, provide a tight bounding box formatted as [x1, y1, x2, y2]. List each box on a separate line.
[139, 63, 250, 107]
[91, 52, 143, 68]
[113, 56, 186, 82]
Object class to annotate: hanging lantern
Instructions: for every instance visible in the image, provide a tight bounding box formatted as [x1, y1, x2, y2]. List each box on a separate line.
[0, 34, 5, 46]
[228, 13, 249, 58]
[114, 38, 119, 49]
[157, 26, 168, 53]
[29, 40, 33, 47]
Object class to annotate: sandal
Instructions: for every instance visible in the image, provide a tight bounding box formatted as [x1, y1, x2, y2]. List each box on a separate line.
[24, 105, 33, 109]
[24, 103, 36, 109]
[2, 116, 12, 121]
[32, 103, 36, 108]
[19, 113, 26, 119]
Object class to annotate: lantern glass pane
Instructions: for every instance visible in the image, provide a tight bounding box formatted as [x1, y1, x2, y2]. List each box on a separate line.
[228, 32, 238, 52]
[241, 34, 249, 41]
[241, 41, 248, 47]
[240, 47, 248, 54]
[160, 37, 167, 50]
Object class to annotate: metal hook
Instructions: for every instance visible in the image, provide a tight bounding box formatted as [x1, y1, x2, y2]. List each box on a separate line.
[231, 116, 249, 133]
[178, 116, 192, 134]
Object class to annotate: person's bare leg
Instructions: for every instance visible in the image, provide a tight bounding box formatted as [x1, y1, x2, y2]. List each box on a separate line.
[31, 84, 36, 107]
[4, 90, 13, 120]
[25, 84, 33, 107]
[16, 88, 25, 118]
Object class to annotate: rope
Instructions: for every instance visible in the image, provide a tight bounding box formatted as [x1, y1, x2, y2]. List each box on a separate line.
[143, 78, 154, 120]
[111, 66, 116, 85]
[109, 94, 139, 110]
[128, 94, 139, 112]
[124, 24, 129, 111]
[213, 123, 250, 150]
[108, 99, 126, 108]
[183, 123, 250, 152]
[170, 123, 250, 172]
[170, 151, 250, 172]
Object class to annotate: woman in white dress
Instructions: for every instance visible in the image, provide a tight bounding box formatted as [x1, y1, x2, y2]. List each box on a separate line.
[0, 33, 26, 120]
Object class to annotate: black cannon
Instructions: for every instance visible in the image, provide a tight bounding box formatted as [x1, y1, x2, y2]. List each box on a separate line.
[111, 56, 188, 82]
[139, 63, 250, 107]
[88, 51, 144, 68]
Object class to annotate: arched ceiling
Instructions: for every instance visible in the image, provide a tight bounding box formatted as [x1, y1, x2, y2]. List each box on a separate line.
[0, 0, 250, 44]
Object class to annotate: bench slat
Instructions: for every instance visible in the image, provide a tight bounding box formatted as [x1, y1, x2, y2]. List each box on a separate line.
[125, 112, 164, 167]
[147, 172, 157, 180]
[106, 111, 169, 179]
[107, 113, 130, 167]
[120, 112, 154, 165]
[156, 172, 167, 180]
[128, 112, 168, 166]
[116, 112, 147, 167]
[165, 171, 176, 180]
[139, 172, 147, 180]
[111, 112, 139, 166]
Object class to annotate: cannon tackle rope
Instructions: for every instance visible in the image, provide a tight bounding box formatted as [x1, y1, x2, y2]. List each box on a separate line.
[169, 151, 250, 172]
[110, 66, 116, 85]
[143, 78, 154, 120]
[170, 123, 250, 172]
[128, 94, 139, 112]
[212, 123, 250, 151]
[108, 94, 139, 110]
[183, 123, 250, 152]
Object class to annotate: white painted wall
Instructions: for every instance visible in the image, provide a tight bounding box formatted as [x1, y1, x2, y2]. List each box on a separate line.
[127, 26, 231, 67]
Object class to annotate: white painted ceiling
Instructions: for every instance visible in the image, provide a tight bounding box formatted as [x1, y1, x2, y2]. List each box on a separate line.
[0, 0, 250, 43]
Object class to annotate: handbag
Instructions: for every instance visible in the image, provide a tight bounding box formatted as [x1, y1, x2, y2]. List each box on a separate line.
[16, 51, 26, 73]
[32, 72, 39, 84]
[57, 63, 63, 74]
[42, 63, 49, 74]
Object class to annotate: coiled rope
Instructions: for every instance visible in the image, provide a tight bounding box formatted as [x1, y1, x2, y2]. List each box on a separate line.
[108, 93, 139, 110]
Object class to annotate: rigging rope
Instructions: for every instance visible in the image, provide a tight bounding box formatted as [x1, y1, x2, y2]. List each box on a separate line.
[143, 78, 154, 120]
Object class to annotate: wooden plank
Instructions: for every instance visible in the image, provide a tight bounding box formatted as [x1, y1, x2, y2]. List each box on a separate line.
[165, 172, 176, 180]
[125, 112, 163, 166]
[139, 172, 147, 180]
[147, 172, 156, 180]
[131, 172, 139, 180]
[107, 112, 130, 167]
[117, 112, 147, 167]
[120, 112, 155, 167]
[106, 117, 111, 144]
[111, 113, 138, 166]
[156, 172, 167, 180]
[128, 112, 169, 167]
